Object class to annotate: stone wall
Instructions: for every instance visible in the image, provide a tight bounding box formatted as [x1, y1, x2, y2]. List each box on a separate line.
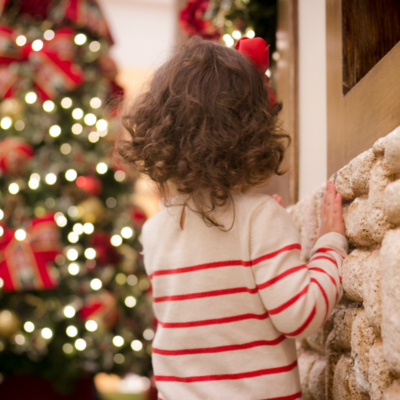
[287, 127, 400, 399]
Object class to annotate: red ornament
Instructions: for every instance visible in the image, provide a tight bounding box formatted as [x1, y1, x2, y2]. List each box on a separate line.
[76, 175, 103, 196]
[179, 0, 221, 41]
[0, 137, 34, 174]
[90, 231, 121, 266]
[0, 26, 84, 100]
[19, 0, 51, 18]
[131, 205, 147, 227]
[0, 214, 60, 292]
[235, 37, 276, 108]
[80, 290, 118, 329]
[64, 0, 114, 45]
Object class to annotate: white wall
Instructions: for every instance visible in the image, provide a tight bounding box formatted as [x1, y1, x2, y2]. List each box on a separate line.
[298, 0, 327, 199]
[98, 0, 179, 96]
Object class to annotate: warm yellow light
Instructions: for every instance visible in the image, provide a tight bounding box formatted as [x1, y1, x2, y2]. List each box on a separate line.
[25, 92, 37, 104]
[67, 248, 79, 261]
[43, 100, 55, 112]
[75, 338, 86, 351]
[61, 97, 72, 109]
[111, 235, 122, 247]
[113, 335, 124, 347]
[125, 296, 137, 308]
[90, 97, 101, 109]
[74, 34, 87, 45]
[85, 320, 98, 332]
[84, 113, 97, 126]
[41, 328, 53, 339]
[85, 248, 96, 260]
[121, 227, 133, 239]
[232, 30, 241, 39]
[1, 117, 12, 129]
[90, 278, 102, 290]
[88, 131, 99, 143]
[45, 173, 57, 185]
[65, 169, 77, 181]
[96, 162, 108, 174]
[44, 30, 55, 41]
[66, 326, 78, 337]
[72, 108, 83, 120]
[89, 41, 101, 52]
[247, 29, 255, 38]
[68, 232, 79, 243]
[24, 321, 35, 333]
[114, 170, 126, 182]
[49, 125, 61, 137]
[60, 143, 72, 154]
[83, 223, 94, 234]
[32, 40, 43, 51]
[64, 305, 76, 318]
[71, 123, 83, 135]
[15, 229, 26, 241]
[16, 35, 27, 46]
[9, 183, 19, 194]
[68, 263, 80, 275]
[131, 340, 143, 351]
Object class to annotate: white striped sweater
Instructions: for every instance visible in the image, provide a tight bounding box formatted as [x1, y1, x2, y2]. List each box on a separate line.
[142, 193, 348, 400]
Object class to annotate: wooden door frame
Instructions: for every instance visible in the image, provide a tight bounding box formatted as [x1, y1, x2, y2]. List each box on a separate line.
[326, 0, 400, 176]
[266, 0, 298, 205]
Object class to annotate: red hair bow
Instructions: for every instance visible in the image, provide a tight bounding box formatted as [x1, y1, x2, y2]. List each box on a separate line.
[235, 37, 276, 108]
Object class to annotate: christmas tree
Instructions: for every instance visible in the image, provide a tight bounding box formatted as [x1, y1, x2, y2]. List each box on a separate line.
[0, 0, 153, 394]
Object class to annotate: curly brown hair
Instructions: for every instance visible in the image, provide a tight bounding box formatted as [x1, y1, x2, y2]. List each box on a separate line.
[118, 36, 290, 229]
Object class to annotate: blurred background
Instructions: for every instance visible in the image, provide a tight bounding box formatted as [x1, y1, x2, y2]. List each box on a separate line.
[0, 0, 332, 399]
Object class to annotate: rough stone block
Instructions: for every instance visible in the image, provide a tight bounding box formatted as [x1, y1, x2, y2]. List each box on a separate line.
[362, 249, 382, 329]
[309, 358, 326, 400]
[333, 355, 369, 400]
[298, 349, 320, 400]
[373, 137, 386, 157]
[333, 355, 353, 400]
[345, 197, 391, 246]
[383, 180, 400, 225]
[369, 339, 393, 400]
[384, 126, 400, 173]
[349, 149, 376, 196]
[342, 250, 368, 302]
[306, 315, 334, 355]
[380, 228, 400, 374]
[369, 159, 394, 210]
[351, 309, 376, 393]
[334, 164, 356, 202]
[332, 309, 358, 351]
[383, 381, 400, 400]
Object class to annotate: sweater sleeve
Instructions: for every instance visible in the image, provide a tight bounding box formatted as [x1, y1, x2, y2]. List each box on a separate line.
[250, 198, 348, 340]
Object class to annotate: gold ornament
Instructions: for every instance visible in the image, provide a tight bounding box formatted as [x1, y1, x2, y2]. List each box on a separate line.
[77, 197, 107, 224]
[0, 310, 21, 337]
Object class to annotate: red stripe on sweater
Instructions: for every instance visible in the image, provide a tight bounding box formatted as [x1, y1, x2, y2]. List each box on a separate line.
[311, 277, 329, 326]
[155, 360, 298, 382]
[315, 247, 345, 259]
[153, 286, 258, 302]
[259, 392, 302, 400]
[149, 243, 301, 279]
[281, 306, 316, 337]
[311, 255, 338, 268]
[158, 311, 269, 328]
[309, 267, 339, 301]
[257, 264, 307, 291]
[267, 285, 309, 315]
[152, 335, 286, 356]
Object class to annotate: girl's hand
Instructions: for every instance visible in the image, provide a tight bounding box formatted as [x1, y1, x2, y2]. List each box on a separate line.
[272, 194, 283, 207]
[318, 181, 345, 238]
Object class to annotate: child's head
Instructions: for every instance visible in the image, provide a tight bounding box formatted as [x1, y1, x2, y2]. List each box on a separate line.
[118, 36, 290, 227]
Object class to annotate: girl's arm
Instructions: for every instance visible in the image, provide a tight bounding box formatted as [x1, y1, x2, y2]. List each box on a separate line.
[250, 183, 347, 339]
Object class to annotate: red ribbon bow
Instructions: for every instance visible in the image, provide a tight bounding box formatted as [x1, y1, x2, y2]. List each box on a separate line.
[235, 37, 276, 108]
[0, 214, 60, 292]
[0, 25, 84, 100]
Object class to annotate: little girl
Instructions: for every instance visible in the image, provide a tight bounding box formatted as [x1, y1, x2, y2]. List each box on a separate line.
[119, 37, 347, 400]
